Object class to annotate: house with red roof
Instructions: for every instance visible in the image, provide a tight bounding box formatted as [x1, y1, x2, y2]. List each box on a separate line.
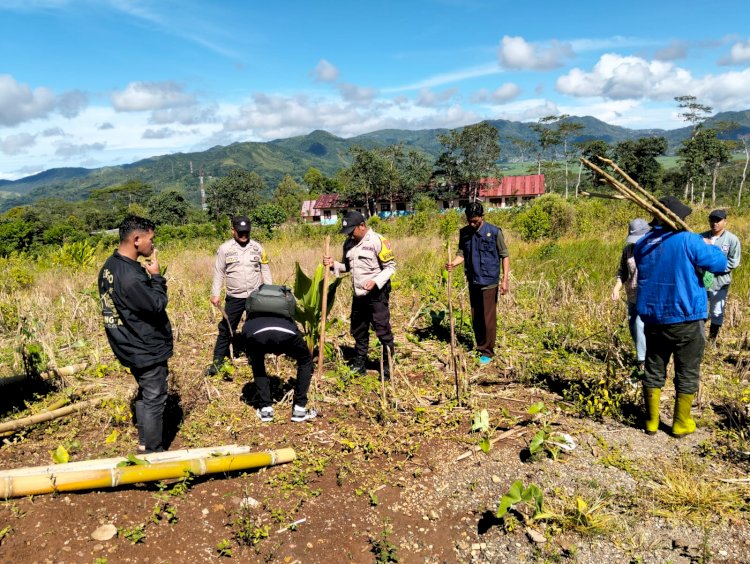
[478, 174, 545, 208]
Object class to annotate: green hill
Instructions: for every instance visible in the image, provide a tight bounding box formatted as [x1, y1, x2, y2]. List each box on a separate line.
[2, 110, 749, 212]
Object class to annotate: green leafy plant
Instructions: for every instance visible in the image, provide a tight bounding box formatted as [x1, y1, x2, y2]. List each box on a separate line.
[56, 240, 97, 267]
[496, 480, 550, 522]
[293, 262, 342, 353]
[370, 520, 399, 563]
[526, 402, 575, 461]
[0, 525, 12, 545]
[471, 409, 492, 453]
[116, 453, 150, 467]
[51, 445, 69, 464]
[119, 524, 146, 544]
[216, 538, 233, 557]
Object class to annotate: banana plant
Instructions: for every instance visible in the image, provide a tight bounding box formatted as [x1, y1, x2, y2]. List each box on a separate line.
[293, 262, 342, 353]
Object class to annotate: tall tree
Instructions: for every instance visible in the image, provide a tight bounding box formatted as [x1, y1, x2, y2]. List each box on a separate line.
[437, 121, 500, 200]
[575, 139, 611, 194]
[302, 167, 328, 197]
[205, 169, 265, 220]
[557, 118, 585, 198]
[147, 189, 192, 225]
[272, 174, 306, 220]
[342, 146, 391, 215]
[678, 128, 732, 204]
[613, 137, 668, 190]
[738, 134, 750, 207]
[529, 116, 563, 176]
[674, 95, 713, 198]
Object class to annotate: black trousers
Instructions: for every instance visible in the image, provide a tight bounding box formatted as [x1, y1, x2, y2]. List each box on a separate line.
[246, 330, 313, 409]
[643, 320, 705, 394]
[212, 295, 246, 363]
[131, 362, 168, 453]
[351, 284, 394, 358]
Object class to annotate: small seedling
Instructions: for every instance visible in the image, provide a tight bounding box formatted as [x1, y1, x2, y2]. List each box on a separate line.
[119, 524, 146, 544]
[216, 538, 233, 557]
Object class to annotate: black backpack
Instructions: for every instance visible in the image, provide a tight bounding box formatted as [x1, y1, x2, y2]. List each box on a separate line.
[245, 285, 296, 320]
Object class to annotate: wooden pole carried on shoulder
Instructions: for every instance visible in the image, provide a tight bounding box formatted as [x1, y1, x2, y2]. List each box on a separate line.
[316, 235, 331, 383]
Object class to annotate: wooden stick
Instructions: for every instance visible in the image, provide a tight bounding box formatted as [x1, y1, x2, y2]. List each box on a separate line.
[455, 427, 526, 461]
[316, 235, 331, 384]
[212, 302, 234, 360]
[447, 243, 460, 406]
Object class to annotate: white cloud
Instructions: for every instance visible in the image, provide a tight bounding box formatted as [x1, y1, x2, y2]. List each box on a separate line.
[110, 81, 196, 112]
[336, 83, 378, 103]
[98, 122, 115, 130]
[384, 63, 501, 93]
[498, 36, 574, 70]
[719, 39, 750, 65]
[1, 132, 37, 155]
[556, 53, 750, 110]
[472, 83, 521, 104]
[0, 75, 56, 126]
[416, 87, 458, 107]
[311, 59, 340, 82]
[149, 105, 218, 125]
[41, 127, 66, 137]
[654, 40, 689, 61]
[142, 127, 181, 139]
[55, 141, 106, 158]
[57, 90, 88, 118]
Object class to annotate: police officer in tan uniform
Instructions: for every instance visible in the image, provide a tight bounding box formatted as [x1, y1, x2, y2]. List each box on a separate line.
[323, 210, 396, 377]
[206, 216, 272, 375]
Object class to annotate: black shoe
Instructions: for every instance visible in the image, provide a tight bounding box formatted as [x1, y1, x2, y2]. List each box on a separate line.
[350, 355, 367, 375]
[709, 324, 720, 342]
[205, 361, 223, 377]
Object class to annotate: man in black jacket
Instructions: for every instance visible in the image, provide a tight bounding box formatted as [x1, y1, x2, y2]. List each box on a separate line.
[99, 216, 173, 453]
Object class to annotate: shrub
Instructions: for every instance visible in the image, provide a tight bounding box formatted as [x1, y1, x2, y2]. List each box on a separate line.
[513, 194, 575, 241]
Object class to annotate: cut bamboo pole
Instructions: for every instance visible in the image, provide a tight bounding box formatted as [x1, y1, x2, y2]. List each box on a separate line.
[0, 445, 255, 477]
[0, 396, 110, 434]
[447, 243, 460, 406]
[0, 362, 88, 387]
[0, 447, 296, 498]
[317, 235, 331, 383]
[580, 157, 691, 231]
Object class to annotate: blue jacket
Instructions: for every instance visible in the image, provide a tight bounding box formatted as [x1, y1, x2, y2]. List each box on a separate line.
[634, 227, 728, 325]
[459, 222, 502, 286]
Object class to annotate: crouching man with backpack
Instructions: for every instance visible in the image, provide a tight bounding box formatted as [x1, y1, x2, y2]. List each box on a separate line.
[242, 284, 316, 423]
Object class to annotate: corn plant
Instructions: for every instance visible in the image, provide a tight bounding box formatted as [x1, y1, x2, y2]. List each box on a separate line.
[293, 262, 342, 353]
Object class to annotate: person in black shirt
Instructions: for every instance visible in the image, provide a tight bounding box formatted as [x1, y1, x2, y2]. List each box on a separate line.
[98, 216, 173, 453]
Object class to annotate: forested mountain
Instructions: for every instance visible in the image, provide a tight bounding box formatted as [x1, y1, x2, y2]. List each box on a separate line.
[1, 110, 749, 211]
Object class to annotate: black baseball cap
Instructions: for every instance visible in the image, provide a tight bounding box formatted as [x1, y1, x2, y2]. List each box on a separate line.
[708, 209, 727, 220]
[340, 210, 365, 235]
[659, 196, 692, 221]
[232, 216, 251, 232]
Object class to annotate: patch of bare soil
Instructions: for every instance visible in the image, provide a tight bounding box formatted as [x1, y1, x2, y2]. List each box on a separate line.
[1, 350, 750, 563]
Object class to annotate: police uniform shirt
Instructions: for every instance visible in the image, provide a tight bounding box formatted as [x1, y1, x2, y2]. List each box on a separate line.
[211, 238, 272, 299]
[332, 228, 396, 296]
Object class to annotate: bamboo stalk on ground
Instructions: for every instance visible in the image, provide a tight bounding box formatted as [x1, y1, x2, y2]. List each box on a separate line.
[0, 362, 88, 387]
[0, 396, 110, 435]
[0, 447, 296, 499]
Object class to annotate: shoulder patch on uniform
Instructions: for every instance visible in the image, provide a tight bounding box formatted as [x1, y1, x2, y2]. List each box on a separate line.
[377, 235, 394, 262]
[260, 249, 269, 264]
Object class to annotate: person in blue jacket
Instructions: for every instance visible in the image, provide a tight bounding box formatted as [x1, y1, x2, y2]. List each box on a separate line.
[634, 196, 727, 438]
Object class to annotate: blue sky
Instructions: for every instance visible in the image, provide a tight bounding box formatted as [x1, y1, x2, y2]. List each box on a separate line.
[1, 0, 749, 180]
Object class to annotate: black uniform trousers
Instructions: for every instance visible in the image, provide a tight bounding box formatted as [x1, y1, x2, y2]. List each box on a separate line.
[212, 295, 246, 363]
[131, 361, 168, 453]
[351, 283, 394, 358]
[246, 330, 313, 409]
[643, 320, 705, 394]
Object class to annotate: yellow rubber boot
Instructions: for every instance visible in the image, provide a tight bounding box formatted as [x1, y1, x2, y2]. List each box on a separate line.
[672, 393, 696, 438]
[643, 386, 661, 435]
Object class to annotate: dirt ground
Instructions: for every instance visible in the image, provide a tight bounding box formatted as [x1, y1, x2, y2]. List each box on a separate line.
[2, 356, 749, 564]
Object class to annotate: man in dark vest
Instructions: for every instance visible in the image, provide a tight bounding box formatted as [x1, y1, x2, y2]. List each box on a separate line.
[446, 201, 510, 364]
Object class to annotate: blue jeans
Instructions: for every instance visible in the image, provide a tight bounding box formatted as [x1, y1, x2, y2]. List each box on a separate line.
[131, 362, 168, 452]
[627, 301, 646, 363]
[707, 285, 729, 326]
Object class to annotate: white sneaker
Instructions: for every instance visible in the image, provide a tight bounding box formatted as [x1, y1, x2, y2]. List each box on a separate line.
[256, 406, 274, 422]
[291, 405, 317, 422]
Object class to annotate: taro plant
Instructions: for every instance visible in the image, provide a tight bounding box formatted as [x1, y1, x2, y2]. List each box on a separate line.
[496, 480, 551, 522]
[527, 402, 575, 461]
[293, 262, 342, 353]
